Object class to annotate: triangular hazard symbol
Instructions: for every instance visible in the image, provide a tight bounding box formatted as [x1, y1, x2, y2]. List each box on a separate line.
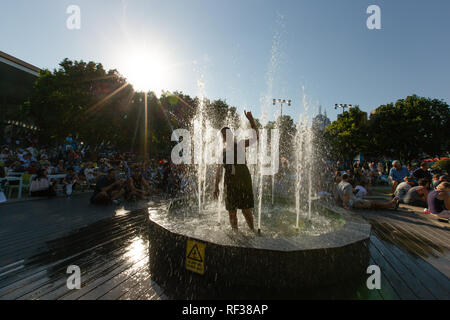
[187, 244, 203, 262]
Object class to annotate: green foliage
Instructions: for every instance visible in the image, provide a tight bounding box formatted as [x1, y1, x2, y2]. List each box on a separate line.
[326, 96, 450, 161]
[433, 159, 450, 173]
[369, 95, 450, 160]
[23, 59, 133, 147]
[325, 106, 369, 159]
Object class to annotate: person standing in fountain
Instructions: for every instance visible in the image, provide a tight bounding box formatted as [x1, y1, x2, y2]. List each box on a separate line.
[213, 111, 258, 231]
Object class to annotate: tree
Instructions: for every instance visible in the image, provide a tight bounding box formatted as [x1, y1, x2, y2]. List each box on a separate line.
[369, 95, 450, 161]
[23, 58, 133, 146]
[325, 106, 369, 160]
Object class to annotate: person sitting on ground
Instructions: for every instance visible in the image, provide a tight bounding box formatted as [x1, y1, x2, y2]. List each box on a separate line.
[403, 178, 430, 208]
[55, 160, 65, 174]
[407, 163, 416, 176]
[90, 169, 126, 205]
[369, 162, 379, 184]
[377, 162, 385, 175]
[25, 161, 39, 174]
[394, 176, 416, 203]
[83, 162, 97, 186]
[62, 167, 80, 195]
[432, 174, 441, 189]
[354, 181, 368, 199]
[336, 174, 399, 210]
[125, 169, 150, 201]
[389, 160, 410, 193]
[21, 152, 33, 168]
[426, 182, 450, 220]
[0, 147, 10, 162]
[435, 175, 449, 189]
[30, 169, 56, 197]
[44, 161, 56, 175]
[413, 162, 432, 182]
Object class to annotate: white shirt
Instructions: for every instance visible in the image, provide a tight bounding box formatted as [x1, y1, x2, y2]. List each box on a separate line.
[394, 182, 412, 201]
[30, 178, 50, 192]
[355, 185, 368, 198]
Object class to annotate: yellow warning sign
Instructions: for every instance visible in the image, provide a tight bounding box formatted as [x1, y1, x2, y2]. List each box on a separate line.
[186, 240, 205, 275]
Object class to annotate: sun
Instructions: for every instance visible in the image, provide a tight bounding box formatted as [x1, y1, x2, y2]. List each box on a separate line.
[121, 48, 172, 95]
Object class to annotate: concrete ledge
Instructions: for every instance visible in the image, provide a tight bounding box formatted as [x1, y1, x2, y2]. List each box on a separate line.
[148, 203, 371, 299]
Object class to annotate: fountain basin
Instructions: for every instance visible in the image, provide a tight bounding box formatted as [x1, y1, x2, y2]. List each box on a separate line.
[148, 201, 371, 299]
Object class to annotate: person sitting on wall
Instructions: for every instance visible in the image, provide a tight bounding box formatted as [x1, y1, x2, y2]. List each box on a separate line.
[336, 174, 399, 211]
[389, 160, 410, 193]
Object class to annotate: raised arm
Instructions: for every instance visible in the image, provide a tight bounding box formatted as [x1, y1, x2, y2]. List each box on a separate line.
[244, 110, 259, 148]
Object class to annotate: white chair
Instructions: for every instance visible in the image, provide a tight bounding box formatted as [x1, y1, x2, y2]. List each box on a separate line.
[6, 176, 23, 199]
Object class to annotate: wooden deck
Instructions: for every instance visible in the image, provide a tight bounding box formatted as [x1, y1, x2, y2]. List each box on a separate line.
[355, 199, 450, 299]
[0, 195, 167, 300]
[0, 193, 448, 300]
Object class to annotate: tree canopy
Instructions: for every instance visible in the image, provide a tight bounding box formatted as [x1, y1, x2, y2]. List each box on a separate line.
[325, 95, 450, 161]
[13, 58, 449, 163]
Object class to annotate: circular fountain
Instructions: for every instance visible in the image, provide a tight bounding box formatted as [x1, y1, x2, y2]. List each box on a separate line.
[148, 195, 371, 299]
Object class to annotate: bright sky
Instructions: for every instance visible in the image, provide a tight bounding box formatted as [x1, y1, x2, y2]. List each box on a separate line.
[1, 0, 449, 122]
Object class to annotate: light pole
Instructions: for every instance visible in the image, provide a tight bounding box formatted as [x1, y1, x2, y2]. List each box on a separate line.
[144, 92, 148, 160]
[273, 99, 291, 118]
[334, 104, 353, 114]
[132, 93, 150, 159]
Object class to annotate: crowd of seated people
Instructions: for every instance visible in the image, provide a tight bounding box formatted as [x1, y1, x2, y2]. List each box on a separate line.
[333, 172, 399, 211]
[0, 138, 192, 203]
[333, 158, 449, 221]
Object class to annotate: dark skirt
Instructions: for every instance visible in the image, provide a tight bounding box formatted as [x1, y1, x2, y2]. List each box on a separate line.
[224, 164, 254, 211]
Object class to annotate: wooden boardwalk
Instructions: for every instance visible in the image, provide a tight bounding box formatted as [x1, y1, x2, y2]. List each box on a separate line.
[355, 198, 450, 300]
[0, 193, 448, 300]
[0, 195, 167, 300]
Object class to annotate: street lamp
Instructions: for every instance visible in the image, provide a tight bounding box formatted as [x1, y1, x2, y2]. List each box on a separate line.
[273, 99, 291, 118]
[334, 104, 353, 114]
